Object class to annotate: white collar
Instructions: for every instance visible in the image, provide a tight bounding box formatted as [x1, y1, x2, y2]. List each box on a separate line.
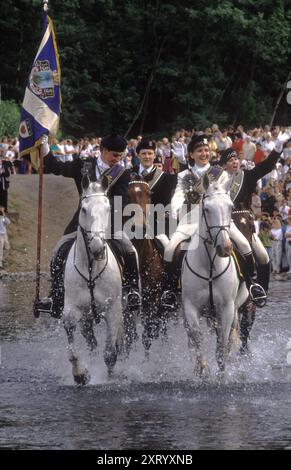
[97, 155, 110, 171]
[191, 163, 210, 176]
[139, 164, 154, 175]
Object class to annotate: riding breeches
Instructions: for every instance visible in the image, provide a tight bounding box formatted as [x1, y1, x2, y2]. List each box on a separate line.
[229, 221, 252, 256]
[251, 233, 269, 265]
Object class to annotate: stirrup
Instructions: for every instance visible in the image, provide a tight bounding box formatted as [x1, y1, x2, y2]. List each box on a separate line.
[161, 290, 179, 311]
[249, 283, 267, 308]
[35, 297, 53, 313]
[126, 289, 141, 310]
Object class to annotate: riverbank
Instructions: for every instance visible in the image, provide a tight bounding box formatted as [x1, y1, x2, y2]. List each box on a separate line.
[2, 174, 78, 273]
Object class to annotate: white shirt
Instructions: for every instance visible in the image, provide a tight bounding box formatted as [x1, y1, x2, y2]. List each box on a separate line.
[271, 228, 283, 241]
[139, 164, 154, 176]
[191, 163, 210, 178]
[95, 156, 110, 180]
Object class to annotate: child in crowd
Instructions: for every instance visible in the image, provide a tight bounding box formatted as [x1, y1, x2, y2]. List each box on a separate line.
[0, 206, 10, 270]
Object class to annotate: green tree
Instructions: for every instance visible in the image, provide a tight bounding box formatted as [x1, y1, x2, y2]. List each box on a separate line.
[0, 100, 20, 136]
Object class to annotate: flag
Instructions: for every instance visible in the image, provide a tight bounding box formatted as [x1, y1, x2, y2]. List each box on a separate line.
[19, 13, 61, 169]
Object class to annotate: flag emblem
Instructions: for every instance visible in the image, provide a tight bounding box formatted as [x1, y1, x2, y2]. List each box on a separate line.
[29, 60, 60, 99]
[19, 120, 32, 138]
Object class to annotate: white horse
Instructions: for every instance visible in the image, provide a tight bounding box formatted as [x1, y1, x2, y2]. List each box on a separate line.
[182, 175, 249, 375]
[63, 176, 124, 385]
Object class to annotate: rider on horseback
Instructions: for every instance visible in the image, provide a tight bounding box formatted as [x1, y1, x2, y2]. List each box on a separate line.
[161, 134, 268, 310]
[36, 134, 141, 318]
[219, 132, 291, 298]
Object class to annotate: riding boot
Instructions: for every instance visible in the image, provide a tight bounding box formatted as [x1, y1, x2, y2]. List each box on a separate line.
[161, 261, 179, 311]
[35, 239, 74, 318]
[243, 253, 267, 308]
[256, 262, 270, 293]
[123, 252, 141, 310]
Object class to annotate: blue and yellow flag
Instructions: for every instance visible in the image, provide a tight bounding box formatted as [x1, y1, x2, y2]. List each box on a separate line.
[19, 13, 61, 166]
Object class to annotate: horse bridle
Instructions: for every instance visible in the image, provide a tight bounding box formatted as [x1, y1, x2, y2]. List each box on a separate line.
[185, 191, 232, 317]
[79, 192, 108, 260]
[201, 192, 231, 246]
[128, 180, 154, 237]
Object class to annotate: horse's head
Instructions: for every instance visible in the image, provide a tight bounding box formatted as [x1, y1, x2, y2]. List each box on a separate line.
[127, 175, 151, 228]
[79, 176, 110, 259]
[201, 175, 233, 257]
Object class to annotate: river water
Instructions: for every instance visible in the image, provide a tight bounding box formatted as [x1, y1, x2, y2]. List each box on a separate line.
[0, 279, 290, 450]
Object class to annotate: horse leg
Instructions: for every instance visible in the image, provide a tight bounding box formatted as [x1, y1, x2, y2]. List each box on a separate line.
[104, 301, 123, 377]
[239, 300, 256, 355]
[79, 312, 98, 352]
[216, 302, 235, 372]
[183, 300, 208, 377]
[63, 309, 91, 385]
[141, 303, 159, 353]
[123, 306, 138, 355]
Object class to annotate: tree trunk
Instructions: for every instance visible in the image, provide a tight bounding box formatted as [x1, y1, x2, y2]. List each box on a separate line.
[270, 70, 291, 126]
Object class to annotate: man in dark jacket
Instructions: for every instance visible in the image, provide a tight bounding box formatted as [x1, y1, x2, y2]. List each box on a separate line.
[36, 134, 141, 317]
[131, 139, 177, 238]
[220, 132, 291, 296]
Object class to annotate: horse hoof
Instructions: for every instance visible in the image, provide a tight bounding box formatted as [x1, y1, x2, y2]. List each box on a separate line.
[194, 361, 209, 378]
[73, 370, 90, 386]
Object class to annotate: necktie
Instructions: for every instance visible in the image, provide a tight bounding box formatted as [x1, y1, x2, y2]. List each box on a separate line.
[141, 169, 148, 178]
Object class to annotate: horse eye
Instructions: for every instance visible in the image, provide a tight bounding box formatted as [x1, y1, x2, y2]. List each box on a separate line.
[81, 207, 86, 214]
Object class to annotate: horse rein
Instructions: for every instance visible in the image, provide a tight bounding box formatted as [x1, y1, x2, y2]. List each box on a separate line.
[202, 193, 231, 246]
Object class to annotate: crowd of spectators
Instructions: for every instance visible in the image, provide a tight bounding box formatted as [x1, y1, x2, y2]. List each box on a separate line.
[1, 123, 291, 274]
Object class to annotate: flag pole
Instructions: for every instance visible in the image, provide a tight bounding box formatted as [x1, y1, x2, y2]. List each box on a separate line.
[33, 0, 49, 318]
[33, 146, 44, 318]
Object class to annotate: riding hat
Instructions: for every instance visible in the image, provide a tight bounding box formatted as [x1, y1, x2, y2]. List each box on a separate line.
[136, 139, 156, 154]
[187, 134, 209, 154]
[219, 148, 238, 165]
[101, 134, 127, 152]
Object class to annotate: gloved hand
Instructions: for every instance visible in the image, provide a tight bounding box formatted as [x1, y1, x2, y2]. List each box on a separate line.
[40, 134, 50, 157]
[274, 131, 291, 154]
[171, 141, 186, 163]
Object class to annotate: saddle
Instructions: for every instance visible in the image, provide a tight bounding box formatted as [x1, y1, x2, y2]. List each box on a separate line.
[106, 238, 125, 275]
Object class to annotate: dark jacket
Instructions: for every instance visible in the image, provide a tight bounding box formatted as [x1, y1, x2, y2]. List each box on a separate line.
[44, 152, 130, 234]
[132, 166, 177, 207]
[131, 166, 177, 236]
[232, 149, 281, 210]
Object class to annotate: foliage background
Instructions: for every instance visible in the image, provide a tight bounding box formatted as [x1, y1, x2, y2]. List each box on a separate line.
[0, 0, 290, 137]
